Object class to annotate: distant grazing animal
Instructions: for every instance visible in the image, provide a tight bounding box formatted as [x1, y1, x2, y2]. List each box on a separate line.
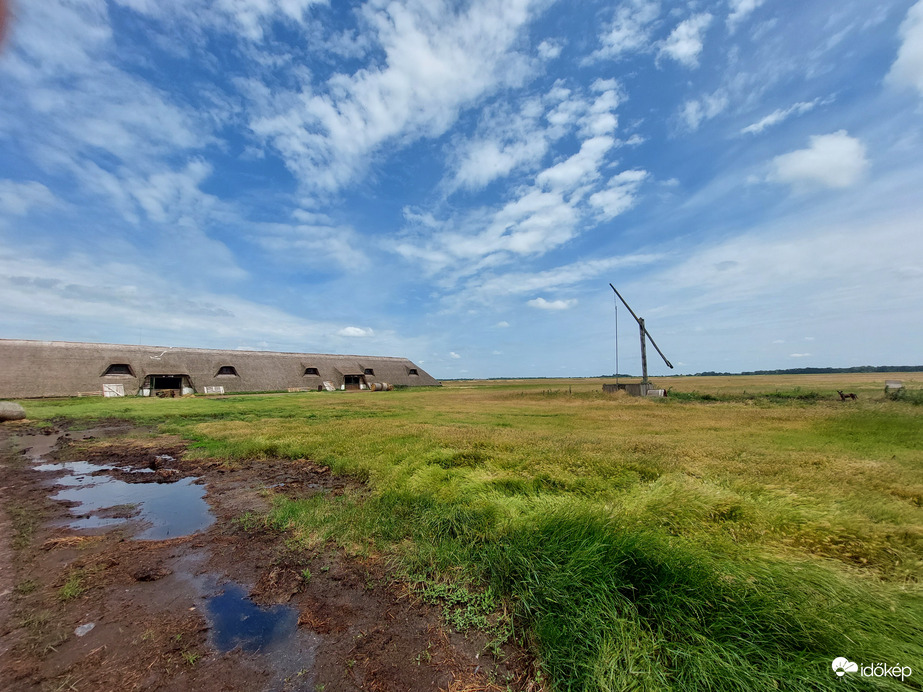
[837, 390, 858, 401]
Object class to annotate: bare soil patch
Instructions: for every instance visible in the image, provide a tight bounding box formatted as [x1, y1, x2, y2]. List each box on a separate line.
[0, 421, 528, 691]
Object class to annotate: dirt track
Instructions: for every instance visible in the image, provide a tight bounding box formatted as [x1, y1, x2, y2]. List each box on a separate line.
[0, 422, 525, 691]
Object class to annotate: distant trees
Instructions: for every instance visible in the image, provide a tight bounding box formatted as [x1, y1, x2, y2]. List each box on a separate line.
[691, 366, 923, 377]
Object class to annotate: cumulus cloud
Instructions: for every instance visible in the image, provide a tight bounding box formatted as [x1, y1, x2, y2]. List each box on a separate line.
[400, 88, 640, 279]
[527, 297, 577, 310]
[448, 98, 552, 191]
[590, 0, 659, 62]
[337, 326, 375, 337]
[536, 136, 615, 190]
[887, 0, 923, 96]
[680, 90, 728, 130]
[396, 187, 578, 276]
[770, 131, 868, 189]
[659, 13, 712, 67]
[496, 321, 510, 327]
[727, 0, 765, 33]
[0, 180, 57, 216]
[448, 81, 621, 192]
[537, 39, 563, 60]
[450, 351, 461, 358]
[589, 170, 648, 219]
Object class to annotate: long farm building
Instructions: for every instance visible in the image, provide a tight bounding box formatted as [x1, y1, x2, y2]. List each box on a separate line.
[0, 339, 439, 398]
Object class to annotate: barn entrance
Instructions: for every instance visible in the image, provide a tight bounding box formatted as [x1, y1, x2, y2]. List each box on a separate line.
[343, 374, 364, 391]
[142, 375, 194, 397]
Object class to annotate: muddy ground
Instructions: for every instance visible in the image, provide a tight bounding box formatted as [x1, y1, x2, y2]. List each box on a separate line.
[0, 421, 532, 692]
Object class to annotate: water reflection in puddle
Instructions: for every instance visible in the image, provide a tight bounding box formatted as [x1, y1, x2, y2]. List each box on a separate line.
[206, 583, 298, 652]
[35, 461, 213, 540]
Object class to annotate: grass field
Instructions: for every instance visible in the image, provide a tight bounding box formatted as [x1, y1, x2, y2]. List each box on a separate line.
[12, 373, 923, 690]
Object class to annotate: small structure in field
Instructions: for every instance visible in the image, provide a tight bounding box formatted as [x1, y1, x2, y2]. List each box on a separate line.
[885, 380, 903, 394]
[602, 383, 666, 397]
[604, 284, 673, 398]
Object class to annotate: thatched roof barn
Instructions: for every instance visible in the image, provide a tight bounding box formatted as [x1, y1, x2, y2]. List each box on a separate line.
[0, 339, 440, 399]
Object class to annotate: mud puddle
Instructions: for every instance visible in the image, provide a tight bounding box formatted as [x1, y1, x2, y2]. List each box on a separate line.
[207, 583, 300, 652]
[34, 459, 213, 539]
[0, 423, 530, 692]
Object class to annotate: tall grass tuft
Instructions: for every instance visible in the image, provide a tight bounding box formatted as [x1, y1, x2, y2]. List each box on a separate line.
[482, 507, 921, 691]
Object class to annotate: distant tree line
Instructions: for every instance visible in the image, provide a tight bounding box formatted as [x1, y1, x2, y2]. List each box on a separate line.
[689, 366, 923, 377]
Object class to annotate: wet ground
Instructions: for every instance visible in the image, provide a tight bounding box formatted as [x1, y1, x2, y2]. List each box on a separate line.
[0, 421, 531, 691]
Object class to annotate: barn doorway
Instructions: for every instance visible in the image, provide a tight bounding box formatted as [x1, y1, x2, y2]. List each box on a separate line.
[343, 374, 364, 391]
[143, 374, 193, 397]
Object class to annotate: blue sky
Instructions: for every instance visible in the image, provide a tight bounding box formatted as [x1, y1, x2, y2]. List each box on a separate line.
[2, 0, 922, 379]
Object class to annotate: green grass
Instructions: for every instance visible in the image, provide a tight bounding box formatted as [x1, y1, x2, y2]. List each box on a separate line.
[181, 650, 201, 666]
[58, 572, 86, 601]
[14, 375, 923, 690]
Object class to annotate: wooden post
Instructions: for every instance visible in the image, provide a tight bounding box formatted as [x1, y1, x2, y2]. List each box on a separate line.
[639, 317, 648, 386]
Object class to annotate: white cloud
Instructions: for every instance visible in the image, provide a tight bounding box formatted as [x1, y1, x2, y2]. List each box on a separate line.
[789, 353, 811, 358]
[537, 39, 562, 60]
[637, 211, 923, 338]
[251, 220, 368, 271]
[129, 160, 216, 224]
[740, 99, 823, 135]
[458, 253, 661, 307]
[450, 351, 461, 358]
[659, 13, 712, 68]
[588, 170, 648, 219]
[527, 297, 577, 310]
[727, 0, 765, 33]
[1, 0, 219, 230]
[887, 0, 923, 96]
[396, 186, 582, 276]
[0, 247, 346, 349]
[337, 326, 375, 337]
[496, 321, 510, 327]
[451, 131, 549, 191]
[770, 131, 868, 189]
[536, 136, 615, 190]
[114, 0, 326, 41]
[0, 180, 57, 216]
[401, 115, 646, 279]
[590, 0, 659, 62]
[250, 0, 544, 193]
[2, 0, 206, 171]
[578, 86, 622, 137]
[679, 90, 729, 130]
[447, 82, 621, 192]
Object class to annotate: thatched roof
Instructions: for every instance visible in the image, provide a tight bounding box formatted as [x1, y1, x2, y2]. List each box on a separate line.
[0, 339, 440, 398]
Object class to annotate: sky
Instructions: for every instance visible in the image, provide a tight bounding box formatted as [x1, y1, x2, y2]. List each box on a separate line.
[1, 0, 922, 379]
